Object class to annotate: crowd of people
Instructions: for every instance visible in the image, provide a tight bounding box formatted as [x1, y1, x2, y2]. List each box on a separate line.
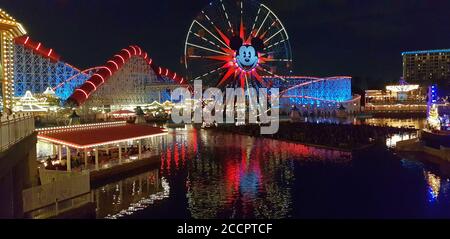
[214, 122, 417, 150]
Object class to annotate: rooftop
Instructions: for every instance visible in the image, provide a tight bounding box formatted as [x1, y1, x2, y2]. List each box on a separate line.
[402, 49, 450, 55]
[37, 121, 167, 149]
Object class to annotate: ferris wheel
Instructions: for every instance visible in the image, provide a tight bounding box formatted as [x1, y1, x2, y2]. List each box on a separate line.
[184, 0, 292, 89]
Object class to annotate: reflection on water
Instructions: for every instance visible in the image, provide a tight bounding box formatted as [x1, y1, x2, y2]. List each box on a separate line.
[426, 171, 441, 202]
[94, 126, 352, 219]
[160, 128, 352, 218]
[386, 132, 418, 148]
[424, 170, 450, 204]
[91, 120, 450, 218]
[397, 158, 450, 217]
[299, 116, 426, 130]
[361, 118, 426, 129]
[93, 170, 169, 219]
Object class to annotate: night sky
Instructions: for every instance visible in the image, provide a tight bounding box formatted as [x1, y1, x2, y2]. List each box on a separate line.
[3, 0, 450, 89]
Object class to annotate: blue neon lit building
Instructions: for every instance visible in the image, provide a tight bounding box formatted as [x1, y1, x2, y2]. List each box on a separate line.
[265, 76, 359, 114]
[13, 42, 89, 101]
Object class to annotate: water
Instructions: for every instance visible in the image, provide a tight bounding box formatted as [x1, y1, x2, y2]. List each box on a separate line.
[92, 123, 450, 219]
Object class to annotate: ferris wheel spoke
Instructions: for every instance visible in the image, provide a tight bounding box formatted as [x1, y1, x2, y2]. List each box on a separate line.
[202, 11, 231, 46]
[186, 42, 229, 56]
[190, 32, 225, 51]
[263, 28, 285, 44]
[260, 19, 279, 39]
[252, 70, 269, 88]
[244, 73, 252, 99]
[239, 72, 246, 90]
[219, 0, 234, 34]
[260, 57, 291, 63]
[256, 67, 273, 87]
[217, 67, 235, 87]
[194, 20, 231, 50]
[264, 38, 288, 51]
[251, 6, 262, 35]
[187, 55, 232, 62]
[193, 65, 226, 81]
[204, 55, 234, 61]
[258, 65, 287, 82]
[255, 11, 270, 37]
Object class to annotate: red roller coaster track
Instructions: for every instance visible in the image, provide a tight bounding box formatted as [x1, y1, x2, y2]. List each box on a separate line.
[67, 45, 185, 106]
[13, 36, 186, 106]
[14, 36, 61, 63]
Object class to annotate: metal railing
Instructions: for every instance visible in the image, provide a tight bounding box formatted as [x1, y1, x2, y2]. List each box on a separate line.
[0, 112, 35, 152]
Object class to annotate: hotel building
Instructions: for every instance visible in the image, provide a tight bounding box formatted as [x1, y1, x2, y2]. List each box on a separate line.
[402, 49, 450, 86]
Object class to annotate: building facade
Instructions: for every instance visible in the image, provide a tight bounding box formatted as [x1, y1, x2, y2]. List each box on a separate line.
[365, 84, 427, 113]
[0, 9, 27, 113]
[402, 49, 450, 86]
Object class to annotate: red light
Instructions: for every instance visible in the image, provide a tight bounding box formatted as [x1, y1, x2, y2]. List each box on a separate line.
[86, 81, 97, 90]
[93, 73, 105, 84]
[75, 89, 89, 99]
[24, 36, 30, 44]
[108, 60, 119, 70]
[104, 66, 112, 76]
[158, 67, 162, 74]
[47, 49, 53, 57]
[130, 46, 137, 55]
[122, 49, 131, 58]
[114, 54, 125, 64]
[173, 72, 177, 80]
[165, 69, 169, 76]
[36, 43, 41, 50]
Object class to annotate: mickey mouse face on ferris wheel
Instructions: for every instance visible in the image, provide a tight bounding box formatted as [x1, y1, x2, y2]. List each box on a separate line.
[230, 36, 264, 71]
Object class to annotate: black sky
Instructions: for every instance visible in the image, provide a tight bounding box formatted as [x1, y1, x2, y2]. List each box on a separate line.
[2, 0, 450, 88]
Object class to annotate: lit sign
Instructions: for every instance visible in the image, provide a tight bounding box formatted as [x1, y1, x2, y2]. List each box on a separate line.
[386, 85, 419, 92]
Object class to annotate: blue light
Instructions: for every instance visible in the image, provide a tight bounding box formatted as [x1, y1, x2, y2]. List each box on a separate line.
[271, 76, 352, 109]
[14, 44, 88, 100]
[402, 49, 450, 56]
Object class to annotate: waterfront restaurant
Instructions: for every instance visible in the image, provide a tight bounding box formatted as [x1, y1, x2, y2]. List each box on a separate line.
[36, 121, 167, 172]
[364, 84, 427, 113]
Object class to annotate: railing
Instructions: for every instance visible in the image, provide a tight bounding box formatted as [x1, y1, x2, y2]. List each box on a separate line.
[0, 112, 35, 152]
[83, 150, 161, 172]
[22, 170, 91, 218]
[364, 104, 427, 113]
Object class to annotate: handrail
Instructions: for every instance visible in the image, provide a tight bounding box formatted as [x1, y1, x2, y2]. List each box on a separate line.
[0, 112, 35, 152]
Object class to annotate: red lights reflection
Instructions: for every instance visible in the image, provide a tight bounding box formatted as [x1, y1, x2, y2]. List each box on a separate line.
[157, 127, 353, 218]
